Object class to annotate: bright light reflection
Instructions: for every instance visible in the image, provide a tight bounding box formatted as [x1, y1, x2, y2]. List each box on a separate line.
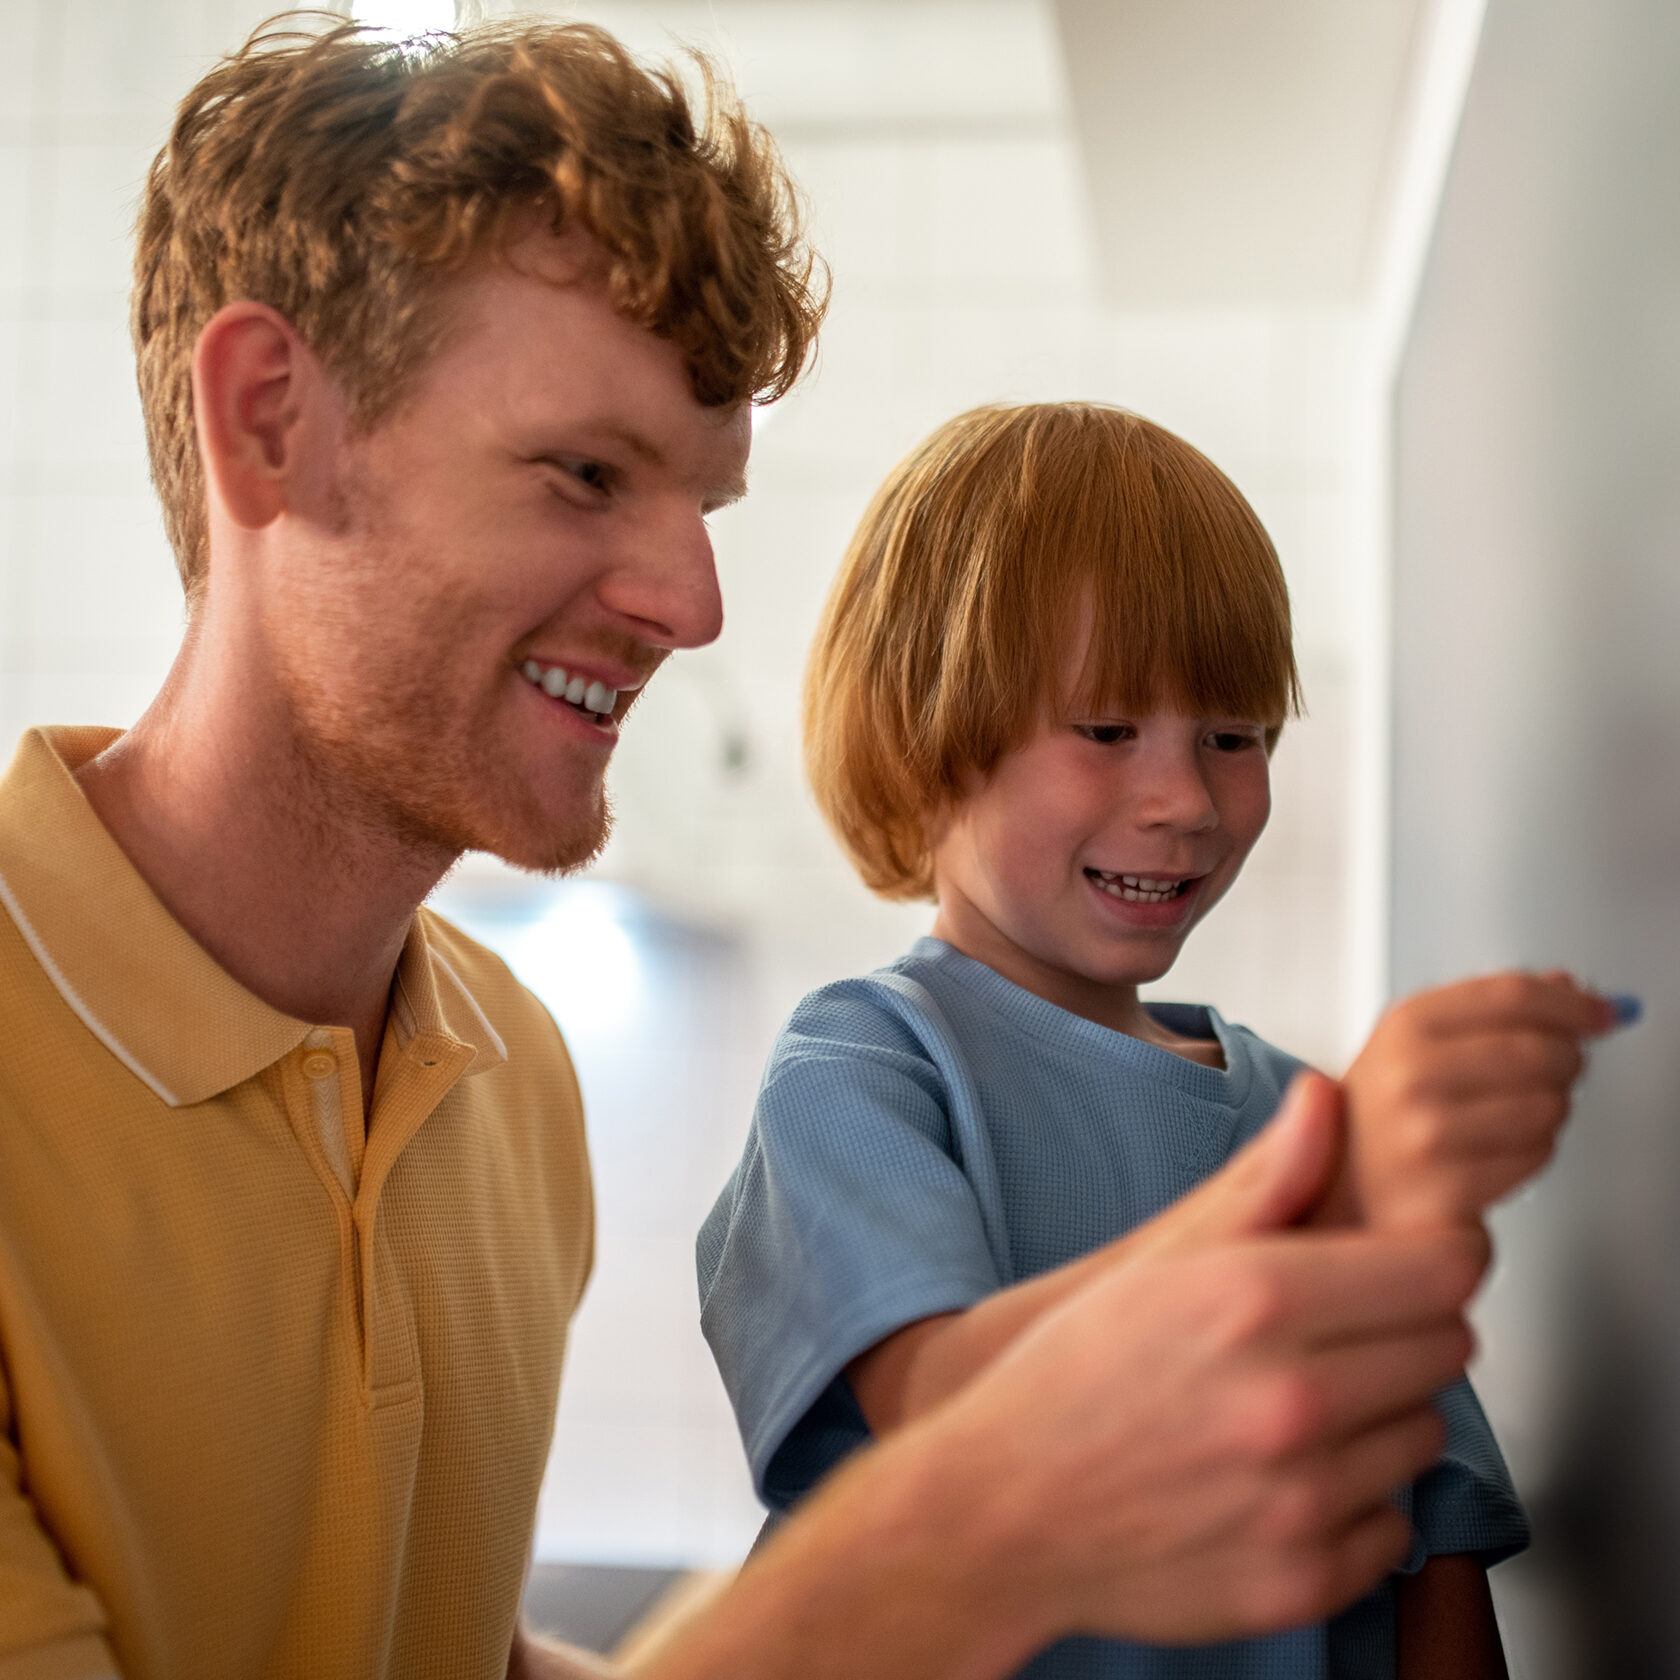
[503, 886, 641, 1038]
[353, 0, 458, 36]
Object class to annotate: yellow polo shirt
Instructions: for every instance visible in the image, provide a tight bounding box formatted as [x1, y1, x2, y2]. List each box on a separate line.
[0, 727, 593, 1680]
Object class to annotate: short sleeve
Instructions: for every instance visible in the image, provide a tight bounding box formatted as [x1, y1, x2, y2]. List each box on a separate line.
[1400, 1377, 1530, 1570]
[0, 1362, 121, 1680]
[697, 985, 1003, 1505]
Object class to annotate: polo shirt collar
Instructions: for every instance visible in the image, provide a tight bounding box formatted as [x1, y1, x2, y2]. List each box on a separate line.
[0, 727, 507, 1107]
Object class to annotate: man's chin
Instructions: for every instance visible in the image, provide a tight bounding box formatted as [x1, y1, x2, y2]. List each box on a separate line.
[472, 797, 614, 878]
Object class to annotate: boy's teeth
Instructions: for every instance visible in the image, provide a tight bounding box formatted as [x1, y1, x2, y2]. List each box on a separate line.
[1088, 869, 1188, 904]
[522, 660, 619, 716]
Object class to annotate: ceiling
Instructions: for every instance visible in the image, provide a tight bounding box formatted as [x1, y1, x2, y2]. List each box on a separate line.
[1055, 0, 1431, 304]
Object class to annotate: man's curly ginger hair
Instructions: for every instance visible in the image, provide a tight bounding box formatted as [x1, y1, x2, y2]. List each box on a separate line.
[132, 13, 827, 600]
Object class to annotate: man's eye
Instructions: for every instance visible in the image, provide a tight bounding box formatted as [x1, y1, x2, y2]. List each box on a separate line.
[1077, 724, 1130, 745]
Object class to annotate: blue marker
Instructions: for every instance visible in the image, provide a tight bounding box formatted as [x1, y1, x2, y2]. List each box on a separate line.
[1606, 991, 1643, 1028]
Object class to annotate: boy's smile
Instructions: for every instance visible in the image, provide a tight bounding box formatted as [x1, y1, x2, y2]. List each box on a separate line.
[928, 685, 1272, 1040]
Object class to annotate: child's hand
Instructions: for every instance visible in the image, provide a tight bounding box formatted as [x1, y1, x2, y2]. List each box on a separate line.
[1323, 971, 1616, 1231]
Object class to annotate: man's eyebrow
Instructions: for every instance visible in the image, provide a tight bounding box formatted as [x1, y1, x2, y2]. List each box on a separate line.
[582, 420, 668, 468]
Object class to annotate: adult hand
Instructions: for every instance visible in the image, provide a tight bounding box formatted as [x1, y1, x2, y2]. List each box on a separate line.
[1328, 971, 1613, 1231]
[920, 1220, 1485, 1648]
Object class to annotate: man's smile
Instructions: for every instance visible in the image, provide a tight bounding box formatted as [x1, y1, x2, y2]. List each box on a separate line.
[519, 657, 623, 723]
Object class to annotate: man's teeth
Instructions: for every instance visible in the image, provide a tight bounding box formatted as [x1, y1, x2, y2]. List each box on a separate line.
[1087, 870, 1189, 904]
[520, 660, 618, 717]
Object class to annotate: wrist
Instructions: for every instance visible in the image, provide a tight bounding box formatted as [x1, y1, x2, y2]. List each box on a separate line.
[864, 1413, 1062, 1674]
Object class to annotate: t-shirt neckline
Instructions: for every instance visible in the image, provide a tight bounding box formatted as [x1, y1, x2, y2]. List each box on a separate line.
[904, 935, 1254, 1110]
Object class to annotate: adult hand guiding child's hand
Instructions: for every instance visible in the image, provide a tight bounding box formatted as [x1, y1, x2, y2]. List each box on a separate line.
[922, 1223, 1486, 1652]
[1325, 970, 1621, 1231]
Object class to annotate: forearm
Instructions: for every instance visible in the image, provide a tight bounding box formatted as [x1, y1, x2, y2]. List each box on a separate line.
[638, 1418, 1046, 1680]
[1395, 1556, 1508, 1680]
[848, 1244, 1117, 1430]
[508, 1627, 622, 1678]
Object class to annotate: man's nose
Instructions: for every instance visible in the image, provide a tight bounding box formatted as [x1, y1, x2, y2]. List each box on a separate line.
[598, 507, 725, 651]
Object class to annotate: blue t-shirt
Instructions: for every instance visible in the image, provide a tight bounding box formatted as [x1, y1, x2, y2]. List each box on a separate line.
[697, 937, 1528, 1680]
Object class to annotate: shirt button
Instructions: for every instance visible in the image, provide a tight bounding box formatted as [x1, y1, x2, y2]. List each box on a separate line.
[302, 1050, 338, 1080]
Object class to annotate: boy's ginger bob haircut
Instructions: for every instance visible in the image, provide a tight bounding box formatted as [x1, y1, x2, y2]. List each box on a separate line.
[805, 403, 1302, 901]
[134, 13, 825, 601]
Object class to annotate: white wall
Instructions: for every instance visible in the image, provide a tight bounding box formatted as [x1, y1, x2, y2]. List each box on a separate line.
[0, 0, 280, 744]
[1395, 0, 1680, 1669]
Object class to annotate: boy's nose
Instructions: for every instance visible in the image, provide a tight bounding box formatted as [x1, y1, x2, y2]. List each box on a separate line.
[1136, 759, 1220, 831]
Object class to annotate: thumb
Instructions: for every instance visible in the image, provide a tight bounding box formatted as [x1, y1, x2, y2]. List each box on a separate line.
[1225, 1071, 1346, 1234]
[1126, 1072, 1344, 1264]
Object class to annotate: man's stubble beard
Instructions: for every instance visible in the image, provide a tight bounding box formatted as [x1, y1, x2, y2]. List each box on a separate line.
[285, 671, 617, 878]
[287, 621, 618, 876]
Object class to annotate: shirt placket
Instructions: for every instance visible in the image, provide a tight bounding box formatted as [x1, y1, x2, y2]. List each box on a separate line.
[353, 1032, 475, 1395]
[284, 1026, 473, 1396]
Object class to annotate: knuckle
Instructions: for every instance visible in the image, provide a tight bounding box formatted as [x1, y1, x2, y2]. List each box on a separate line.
[1501, 1031, 1547, 1078]
[1392, 1103, 1452, 1167]
[1238, 1368, 1327, 1461]
[1447, 1320, 1477, 1371]
[1374, 998, 1428, 1052]
[1402, 1402, 1449, 1468]
[1256, 1552, 1341, 1630]
[1212, 1267, 1291, 1351]
[1261, 1473, 1334, 1546]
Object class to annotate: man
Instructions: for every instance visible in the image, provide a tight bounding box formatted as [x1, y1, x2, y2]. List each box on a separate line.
[0, 17, 1598, 1680]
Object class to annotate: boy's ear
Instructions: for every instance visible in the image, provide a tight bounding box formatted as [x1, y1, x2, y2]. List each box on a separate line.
[191, 301, 332, 534]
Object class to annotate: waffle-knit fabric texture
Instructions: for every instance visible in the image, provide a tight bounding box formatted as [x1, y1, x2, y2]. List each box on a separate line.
[698, 936, 1528, 1680]
[0, 727, 594, 1680]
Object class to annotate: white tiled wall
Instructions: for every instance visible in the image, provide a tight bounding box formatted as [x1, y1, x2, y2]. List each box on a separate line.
[0, 0, 280, 743]
[3, 0, 1378, 1569]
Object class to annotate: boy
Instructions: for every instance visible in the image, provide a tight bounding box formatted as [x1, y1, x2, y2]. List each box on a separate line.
[699, 403, 1603, 1678]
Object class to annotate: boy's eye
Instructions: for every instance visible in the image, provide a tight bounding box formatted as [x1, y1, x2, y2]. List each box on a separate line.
[1076, 723, 1132, 745]
[1207, 729, 1262, 752]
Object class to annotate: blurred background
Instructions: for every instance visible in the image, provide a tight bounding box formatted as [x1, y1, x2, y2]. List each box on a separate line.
[1, 0, 1674, 1671]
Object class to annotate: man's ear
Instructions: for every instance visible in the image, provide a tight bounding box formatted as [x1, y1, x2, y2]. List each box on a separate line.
[191, 302, 324, 533]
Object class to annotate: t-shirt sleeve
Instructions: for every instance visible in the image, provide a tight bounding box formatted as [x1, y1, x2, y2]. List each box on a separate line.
[697, 983, 1004, 1507]
[1402, 1376, 1530, 1569]
[0, 1362, 121, 1680]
